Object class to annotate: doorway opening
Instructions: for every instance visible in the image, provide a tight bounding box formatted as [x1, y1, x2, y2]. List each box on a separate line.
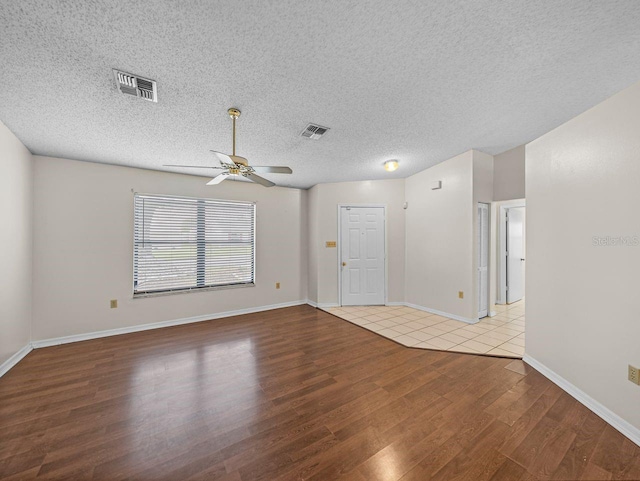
[500, 204, 526, 305]
[492, 200, 527, 307]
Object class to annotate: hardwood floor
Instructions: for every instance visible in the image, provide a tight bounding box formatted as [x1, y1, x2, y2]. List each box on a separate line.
[1, 305, 638, 480]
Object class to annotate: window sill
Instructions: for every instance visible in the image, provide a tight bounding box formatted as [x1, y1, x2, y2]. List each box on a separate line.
[133, 282, 255, 299]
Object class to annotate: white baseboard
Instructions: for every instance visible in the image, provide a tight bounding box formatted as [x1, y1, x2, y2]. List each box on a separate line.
[32, 300, 309, 349]
[307, 299, 340, 309]
[523, 354, 640, 448]
[318, 300, 477, 324]
[404, 302, 478, 324]
[316, 302, 340, 309]
[489, 310, 497, 317]
[0, 343, 33, 378]
[317, 301, 405, 309]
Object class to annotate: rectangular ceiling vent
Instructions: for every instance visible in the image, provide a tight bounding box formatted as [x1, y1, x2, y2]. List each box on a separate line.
[300, 123, 329, 140]
[113, 69, 157, 102]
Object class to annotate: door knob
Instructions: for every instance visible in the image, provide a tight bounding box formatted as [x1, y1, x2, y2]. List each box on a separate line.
[342, 262, 347, 266]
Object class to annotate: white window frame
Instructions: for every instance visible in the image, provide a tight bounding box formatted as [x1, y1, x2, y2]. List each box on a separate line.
[133, 193, 256, 298]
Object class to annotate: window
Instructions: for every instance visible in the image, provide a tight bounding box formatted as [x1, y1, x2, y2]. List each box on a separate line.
[133, 194, 255, 296]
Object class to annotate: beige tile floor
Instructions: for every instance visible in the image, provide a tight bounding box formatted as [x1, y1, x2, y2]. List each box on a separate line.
[323, 300, 525, 358]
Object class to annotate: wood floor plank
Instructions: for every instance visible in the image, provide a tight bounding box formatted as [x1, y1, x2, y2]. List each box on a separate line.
[590, 425, 640, 480]
[489, 458, 528, 480]
[550, 409, 608, 480]
[0, 305, 638, 481]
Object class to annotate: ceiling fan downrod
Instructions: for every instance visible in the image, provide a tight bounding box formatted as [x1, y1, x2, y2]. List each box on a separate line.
[228, 108, 241, 157]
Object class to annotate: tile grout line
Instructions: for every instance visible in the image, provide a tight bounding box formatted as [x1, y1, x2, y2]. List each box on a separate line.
[323, 302, 525, 358]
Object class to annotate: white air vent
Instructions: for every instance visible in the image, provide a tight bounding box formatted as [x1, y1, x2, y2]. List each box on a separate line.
[113, 69, 157, 102]
[300, 123, 329, 140]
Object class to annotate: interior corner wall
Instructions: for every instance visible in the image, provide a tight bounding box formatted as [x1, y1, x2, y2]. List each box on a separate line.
[493, 144, 525, 201]
[309, 179, 405, 307]
[472, 150, 494, 318]
[0, 121, 33, 365]
[526, 80, 640, 431]
[299, 187, 309, 302]
[405, 151, 475, 321]
[306, 185, 319, 304]
[31, 156, 308, 341]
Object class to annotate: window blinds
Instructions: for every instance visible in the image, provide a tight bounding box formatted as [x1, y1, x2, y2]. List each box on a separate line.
[134, 194, 255, 295]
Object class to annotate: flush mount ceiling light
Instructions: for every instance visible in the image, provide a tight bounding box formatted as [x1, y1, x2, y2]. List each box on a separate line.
[384, 160, 399, 172]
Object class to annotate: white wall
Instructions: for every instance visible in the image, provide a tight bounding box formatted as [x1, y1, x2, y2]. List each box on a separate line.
[526, 81, 640, 431]
[32, 156, 307, 341]
[0, 121, 33, 365]
[308, 179, 405, 306]
[405, 151, 475, 321]
[494, 144, 525, 201]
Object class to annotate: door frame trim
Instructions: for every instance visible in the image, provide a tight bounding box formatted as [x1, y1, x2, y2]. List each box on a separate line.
[477, 202, 490, 318]
[337, 204, 388, 307]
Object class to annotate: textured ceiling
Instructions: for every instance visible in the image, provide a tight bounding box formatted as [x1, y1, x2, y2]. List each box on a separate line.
[1, 1, 640, 189]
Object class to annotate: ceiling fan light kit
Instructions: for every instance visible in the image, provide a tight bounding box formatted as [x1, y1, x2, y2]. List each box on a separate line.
[164, 107, 292, 187]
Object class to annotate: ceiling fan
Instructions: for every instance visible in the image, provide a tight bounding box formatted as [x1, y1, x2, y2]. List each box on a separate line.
[164, 108, 292, 187]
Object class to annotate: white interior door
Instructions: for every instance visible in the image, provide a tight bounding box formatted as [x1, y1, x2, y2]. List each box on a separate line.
[478, 203, 489, 318]
[506, 207, 526, 303]
[340, 207, 385, 306]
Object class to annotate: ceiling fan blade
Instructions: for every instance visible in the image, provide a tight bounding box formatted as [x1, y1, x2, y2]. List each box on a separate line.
[246, 173, 275, 187]
[206, 173, 230, 185]
[164, 164, 225, 169]
[251, 166, 293, 174]
[209, 150, 235, 167]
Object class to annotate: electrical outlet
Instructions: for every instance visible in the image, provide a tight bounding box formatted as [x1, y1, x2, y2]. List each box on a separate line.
[276, 282, 280, 289]
[110, 299, 118, 309]
[458, 291, 464, 299]
[629, 365, 640, 385]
